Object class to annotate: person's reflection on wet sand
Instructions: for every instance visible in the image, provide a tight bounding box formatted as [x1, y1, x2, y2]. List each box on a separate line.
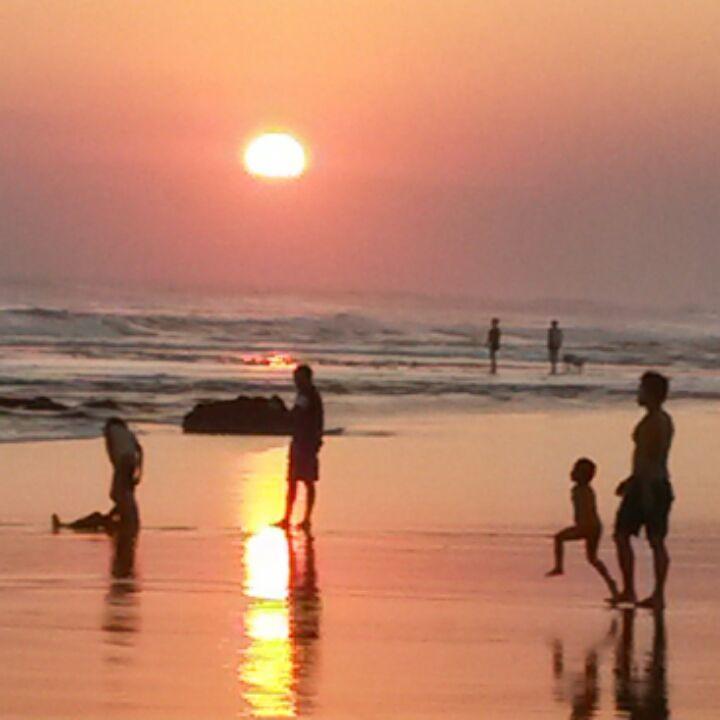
[102, 576, 141, 676]
[288, 529, 321, 713]
[240, 527, 321, 717]
[614, 609, 669, 720]
[551, 618, 616, 720]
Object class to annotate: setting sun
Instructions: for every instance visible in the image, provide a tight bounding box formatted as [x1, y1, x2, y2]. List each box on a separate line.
[243, 133, 307, 179]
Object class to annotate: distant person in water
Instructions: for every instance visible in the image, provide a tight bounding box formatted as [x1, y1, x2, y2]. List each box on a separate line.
[486, 318, 501, 374]
[546, 457, 619, 599]
[614, 372, 674, 610]
[547, 320, 563, 375]
[276, 365, 324, 531]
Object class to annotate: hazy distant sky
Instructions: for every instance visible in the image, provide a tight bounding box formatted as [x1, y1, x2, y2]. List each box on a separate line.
[1, 1, 719, 305]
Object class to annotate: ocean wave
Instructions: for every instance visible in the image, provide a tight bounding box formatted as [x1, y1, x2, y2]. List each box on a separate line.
[1, 298, 719, 442]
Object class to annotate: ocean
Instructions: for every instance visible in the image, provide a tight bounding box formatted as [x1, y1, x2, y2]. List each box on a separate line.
[1, 280, 718, 442]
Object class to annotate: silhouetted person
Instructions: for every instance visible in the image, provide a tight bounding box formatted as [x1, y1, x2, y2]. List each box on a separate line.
[276, 365, 324, 531]
[51, 418, 143, 563]
[614, 372, 674, 609]
[103, 418, 143, 577]
[487, 318, 501, 374]
[548, 320, 563, 375]
[546, 458, 619, 599]
[614, 609, 669, 719]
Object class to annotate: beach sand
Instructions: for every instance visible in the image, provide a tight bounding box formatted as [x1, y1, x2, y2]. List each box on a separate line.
[1, 403, 720, 718]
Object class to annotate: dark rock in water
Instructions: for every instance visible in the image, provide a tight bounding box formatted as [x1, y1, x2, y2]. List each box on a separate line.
[82, 398, 122, 410]
[24, 396, 68, 411]
[182, 395, 293, 435]
[0, 396, 68, 411]
[0, 397, 24, 409]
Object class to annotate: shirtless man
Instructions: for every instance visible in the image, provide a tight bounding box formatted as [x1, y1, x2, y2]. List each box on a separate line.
[613, 372, 674, 609]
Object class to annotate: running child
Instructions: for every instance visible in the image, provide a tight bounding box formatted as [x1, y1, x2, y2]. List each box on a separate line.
[546, 457, 618, 599]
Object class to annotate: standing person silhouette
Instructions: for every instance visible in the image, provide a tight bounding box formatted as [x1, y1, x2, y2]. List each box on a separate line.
[613, 372, 674, 609]
[487, 318, 501, 375]
[547, 320, 563, 375]
[276, 365, 324, 531]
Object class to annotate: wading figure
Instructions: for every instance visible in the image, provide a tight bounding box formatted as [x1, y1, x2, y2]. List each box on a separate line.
[547, 319, 563, 375]
[486, 318, 501, 375]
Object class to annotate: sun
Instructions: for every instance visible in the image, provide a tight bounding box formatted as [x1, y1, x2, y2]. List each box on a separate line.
[243, 132, 307, 179]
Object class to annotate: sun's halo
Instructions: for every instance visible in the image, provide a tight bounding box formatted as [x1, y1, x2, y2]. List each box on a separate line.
[243, 132, 307, 179]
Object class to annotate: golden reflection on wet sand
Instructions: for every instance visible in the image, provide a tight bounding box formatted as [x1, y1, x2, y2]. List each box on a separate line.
[240, 528, 321, 718]
[236, 440, 321, 718]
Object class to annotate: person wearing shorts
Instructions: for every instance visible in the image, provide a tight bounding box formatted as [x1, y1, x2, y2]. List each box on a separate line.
[614, 372, 674, 609]
[276, 365, 324, 531]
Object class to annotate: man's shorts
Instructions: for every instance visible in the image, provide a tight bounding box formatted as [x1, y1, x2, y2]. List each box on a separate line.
[615, 478, 674, 539]
[288, 442, 320, 483]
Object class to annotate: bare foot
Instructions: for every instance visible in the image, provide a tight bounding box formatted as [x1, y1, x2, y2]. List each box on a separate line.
[273, 518, 291, 530]
[545, 568, 563, 577]
[636, 595, 664, 611]
[51, 513, 61, 534]
[297, 519, 312, 532]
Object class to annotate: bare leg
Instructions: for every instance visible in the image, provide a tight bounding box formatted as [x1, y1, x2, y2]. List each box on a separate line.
[277, 480, 298, 529]
[547, 527, 582, 575]
[614, 532, 636, 602]
[637, 536, 669, 609]
[299, 482, 316, 528]
[490, 352, 497, 375]
[586, 539, 619, 599]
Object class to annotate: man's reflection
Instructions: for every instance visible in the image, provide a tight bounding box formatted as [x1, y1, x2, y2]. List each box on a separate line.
[614, 609, 669, 720]
[551, 610, 669, 720]
[240, 527, 321, 718]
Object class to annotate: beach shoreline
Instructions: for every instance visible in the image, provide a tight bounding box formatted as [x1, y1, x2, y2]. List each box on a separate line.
[2, 402, 720, 716]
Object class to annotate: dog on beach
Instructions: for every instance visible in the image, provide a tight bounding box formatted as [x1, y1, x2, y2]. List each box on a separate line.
[563, 354, 586, 373]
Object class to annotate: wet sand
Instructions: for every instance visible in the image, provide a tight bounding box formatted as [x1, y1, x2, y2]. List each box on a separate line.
[1, 403, 720, 718]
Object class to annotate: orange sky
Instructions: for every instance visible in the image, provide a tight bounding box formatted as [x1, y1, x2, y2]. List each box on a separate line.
[1, 1, 719, 304]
